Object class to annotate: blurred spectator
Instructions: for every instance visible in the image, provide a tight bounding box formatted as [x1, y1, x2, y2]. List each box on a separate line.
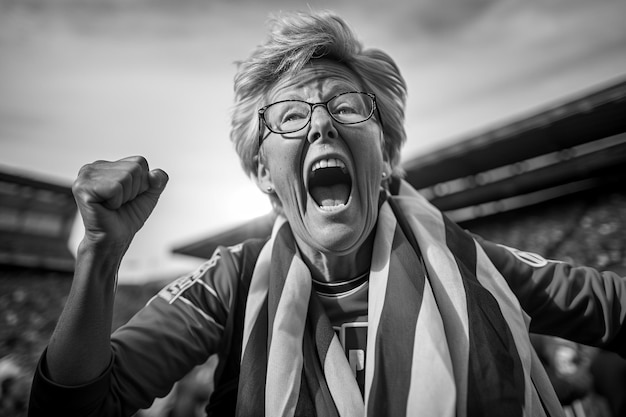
[532, 334, 612, 417]
[0, 355, 30, 417]
[590, 350, 626, 417]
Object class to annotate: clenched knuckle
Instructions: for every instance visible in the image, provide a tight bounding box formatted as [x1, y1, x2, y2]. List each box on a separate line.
[71, 179, 83, 196]
[134, 155, 148, 166]
[111, 181, 124, 195]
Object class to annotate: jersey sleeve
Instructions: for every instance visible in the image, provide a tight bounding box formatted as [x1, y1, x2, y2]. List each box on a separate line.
[28, 245, 244, 417]
[476, 235, 626, 357]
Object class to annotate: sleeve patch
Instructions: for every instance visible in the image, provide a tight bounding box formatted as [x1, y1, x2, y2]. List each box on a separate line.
[497, 244, 558, 268]
[158, 254, 221, 304]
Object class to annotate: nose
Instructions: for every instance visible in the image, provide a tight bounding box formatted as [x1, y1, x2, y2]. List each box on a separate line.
[307, 104, 338, 144]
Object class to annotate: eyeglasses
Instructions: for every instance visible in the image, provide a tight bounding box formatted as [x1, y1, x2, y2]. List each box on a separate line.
[258, 91, 382, 146]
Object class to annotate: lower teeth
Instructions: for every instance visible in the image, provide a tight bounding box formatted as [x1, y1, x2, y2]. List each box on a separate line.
[319, 203, 345, 211]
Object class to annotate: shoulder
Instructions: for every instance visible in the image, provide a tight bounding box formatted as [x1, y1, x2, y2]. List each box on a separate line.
[154, 238, 268, 311]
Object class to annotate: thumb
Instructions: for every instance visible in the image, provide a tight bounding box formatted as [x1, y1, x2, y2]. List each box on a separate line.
[130, 168, 168, 221]
[147, 169, 169, 193]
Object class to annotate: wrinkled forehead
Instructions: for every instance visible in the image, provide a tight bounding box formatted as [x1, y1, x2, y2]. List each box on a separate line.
[266, 59, 364, 103]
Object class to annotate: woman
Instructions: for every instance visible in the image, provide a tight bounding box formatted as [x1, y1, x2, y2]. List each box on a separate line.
[28, 10, 625, 417]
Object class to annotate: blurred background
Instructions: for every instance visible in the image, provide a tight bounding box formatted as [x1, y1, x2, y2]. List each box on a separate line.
[1, 0, 625, 415]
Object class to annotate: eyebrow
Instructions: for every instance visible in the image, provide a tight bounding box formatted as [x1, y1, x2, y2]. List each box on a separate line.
[272, 86, 362, 103]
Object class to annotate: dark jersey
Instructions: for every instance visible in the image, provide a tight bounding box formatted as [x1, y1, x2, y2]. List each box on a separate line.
[28, 235, 626, 417]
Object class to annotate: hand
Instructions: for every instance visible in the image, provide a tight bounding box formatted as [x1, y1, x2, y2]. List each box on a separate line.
[72, 156, 168, 252]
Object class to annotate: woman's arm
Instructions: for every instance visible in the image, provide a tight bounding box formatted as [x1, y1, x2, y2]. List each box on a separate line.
[477, 236, 626, 357]
[29, 156, 243, 416]
[45, 156, 168, 385]
[30, 246, 239, 417]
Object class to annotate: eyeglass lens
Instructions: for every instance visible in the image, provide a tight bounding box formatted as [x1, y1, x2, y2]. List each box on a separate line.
[263, 92, 374, 134]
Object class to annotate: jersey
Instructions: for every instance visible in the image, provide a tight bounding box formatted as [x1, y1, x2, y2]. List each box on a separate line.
[28, 233, 626, 417]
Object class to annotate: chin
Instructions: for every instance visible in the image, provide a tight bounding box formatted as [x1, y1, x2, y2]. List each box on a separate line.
[310, 224, 367, 255]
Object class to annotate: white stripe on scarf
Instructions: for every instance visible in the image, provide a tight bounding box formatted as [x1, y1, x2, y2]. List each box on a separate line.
[364, 202, 395, 407]
[266, 255, 311, 416]
[405, 276, 457, 417]
[324, 336, 364, 416]
[240, 217, 284, 362]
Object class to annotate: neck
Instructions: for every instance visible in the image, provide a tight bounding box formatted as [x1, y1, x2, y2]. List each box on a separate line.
[295, 230, 375, 283]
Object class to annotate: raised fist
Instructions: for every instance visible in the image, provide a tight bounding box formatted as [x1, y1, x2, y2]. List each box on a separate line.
[72, 156, 168, 252]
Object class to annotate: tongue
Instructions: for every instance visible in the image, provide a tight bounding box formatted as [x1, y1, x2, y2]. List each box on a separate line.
[311, 184, 350, 207]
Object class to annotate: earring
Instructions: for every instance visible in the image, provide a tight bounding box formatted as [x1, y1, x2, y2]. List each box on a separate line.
[381, 171, 387, 179]
[266, 186, 273, 193]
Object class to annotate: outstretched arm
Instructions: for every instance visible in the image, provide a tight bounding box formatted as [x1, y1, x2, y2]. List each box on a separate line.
[45, 156, 168, 385]
[477, 236, 626, 357]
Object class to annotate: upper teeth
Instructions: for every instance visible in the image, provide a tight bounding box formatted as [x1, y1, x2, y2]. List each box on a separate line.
[311, 158, 346, 172]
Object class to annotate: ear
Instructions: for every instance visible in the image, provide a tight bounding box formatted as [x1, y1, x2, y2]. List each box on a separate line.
[255, 154, 274, 193]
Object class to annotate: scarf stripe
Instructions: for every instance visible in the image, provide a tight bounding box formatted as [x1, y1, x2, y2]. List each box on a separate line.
[406, 277, 457, 417]
[240, 218, 285, 360]
[367, 220, 425, 416]
[266, 254, 311, 417]
[237, 218, 280, 417]
[240, 251, 270, 361]
[529, 347, 561, 417]
[308, 294, 334, 367]
[304, 296, 339, 416]
[301, 332, 337, 416]
[325, 336, 364, 416]
[267, 224, 299, 348]
[364, 203, 396, 410]
[471, 240, 530, 417]
[442, 217, 525, 417]
[237, 297, 268, 417]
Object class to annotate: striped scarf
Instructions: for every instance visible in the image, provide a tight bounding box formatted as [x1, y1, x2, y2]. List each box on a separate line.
[236, 181, 564, 417]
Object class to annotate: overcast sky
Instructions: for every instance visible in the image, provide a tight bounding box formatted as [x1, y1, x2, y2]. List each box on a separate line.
[1, 0, 625, 283]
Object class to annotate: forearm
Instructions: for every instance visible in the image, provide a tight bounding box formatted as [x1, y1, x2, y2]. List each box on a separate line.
[46, 239, 124, 385]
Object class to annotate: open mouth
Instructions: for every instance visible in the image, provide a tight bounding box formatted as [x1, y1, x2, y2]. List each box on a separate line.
[308, 158, 352, 211]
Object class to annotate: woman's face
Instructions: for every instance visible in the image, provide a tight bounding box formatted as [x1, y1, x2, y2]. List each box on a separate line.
[257, 60, 388, 257]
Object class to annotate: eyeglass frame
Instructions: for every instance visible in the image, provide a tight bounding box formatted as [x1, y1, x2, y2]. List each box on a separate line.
[257, 91, 384, 147]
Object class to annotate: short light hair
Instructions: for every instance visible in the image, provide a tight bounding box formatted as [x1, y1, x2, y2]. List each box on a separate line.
[230, 10, 407, 180]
